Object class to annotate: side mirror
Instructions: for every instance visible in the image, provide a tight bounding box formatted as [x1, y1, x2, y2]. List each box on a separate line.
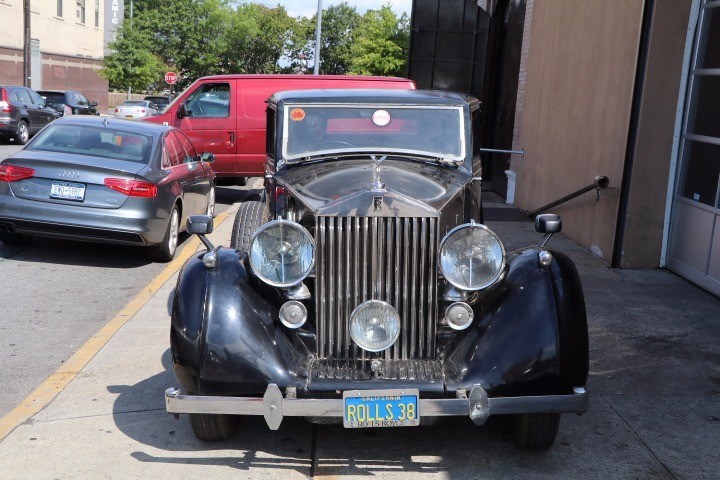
[187, 215, 213, 235]
[90, 101, 98, 107]
[535, 214, 562, 234]
[200, 152, 214, 163]
[177, 103, 190, 119]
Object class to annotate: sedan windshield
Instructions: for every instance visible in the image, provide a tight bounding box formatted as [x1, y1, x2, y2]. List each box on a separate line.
[283, 104, 465, 163]
[28, 124, 153, 164]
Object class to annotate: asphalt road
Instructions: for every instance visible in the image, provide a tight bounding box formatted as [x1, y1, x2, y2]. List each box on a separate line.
[0, 142, 261, 417]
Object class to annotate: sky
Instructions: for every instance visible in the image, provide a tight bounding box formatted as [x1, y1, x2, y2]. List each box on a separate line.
[245, 0, 413, 18]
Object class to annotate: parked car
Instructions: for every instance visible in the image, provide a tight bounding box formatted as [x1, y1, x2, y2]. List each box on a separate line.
[114, 100, 158, 120]
[143, 74, 415, 185]
[164, 89, 590, 449]
[143, 95, 172, 111]
[37, 90, 100, 116]
[0, 85, 61, 144]
[0, 116, 216, 262]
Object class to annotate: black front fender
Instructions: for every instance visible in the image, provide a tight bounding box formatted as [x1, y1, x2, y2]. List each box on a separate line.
[171, 248, 311, 395]
[443, 249, 588, 396]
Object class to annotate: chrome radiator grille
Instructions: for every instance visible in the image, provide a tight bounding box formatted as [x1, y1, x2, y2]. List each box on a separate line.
[315, 216, 438, 360]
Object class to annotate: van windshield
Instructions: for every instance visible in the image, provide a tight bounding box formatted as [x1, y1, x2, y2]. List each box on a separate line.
[282, 104, 465, 164]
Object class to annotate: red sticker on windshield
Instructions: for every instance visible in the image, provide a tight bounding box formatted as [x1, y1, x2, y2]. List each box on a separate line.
[290, 108, 306, 121]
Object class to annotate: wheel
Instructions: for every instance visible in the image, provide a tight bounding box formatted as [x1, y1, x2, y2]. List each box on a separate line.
[149, 206, 180, 262]
[206, 184, 216, 218]
[0, 230, 32, 245]
[189, 413, 237, 442]
[15, 120, 29, 145]
[513, 412, 561, 449]
[230, 201, 269, 253]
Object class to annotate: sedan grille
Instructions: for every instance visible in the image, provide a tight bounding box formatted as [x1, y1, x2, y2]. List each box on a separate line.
[315, 216, 438, 360]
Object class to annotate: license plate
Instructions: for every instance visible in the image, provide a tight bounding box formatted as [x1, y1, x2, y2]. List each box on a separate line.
[125, 115, 134, 119]
[50, 180, 85, 201]
[343, 389, 420, 428]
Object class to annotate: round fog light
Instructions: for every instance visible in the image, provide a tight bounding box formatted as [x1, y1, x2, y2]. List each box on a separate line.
[350, 300, 400, 352]
[445, 302, 474, 330]
[279, 301, 307, 329]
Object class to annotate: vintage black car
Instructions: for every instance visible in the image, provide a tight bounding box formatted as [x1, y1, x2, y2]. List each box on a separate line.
[165, 89, 589, 449]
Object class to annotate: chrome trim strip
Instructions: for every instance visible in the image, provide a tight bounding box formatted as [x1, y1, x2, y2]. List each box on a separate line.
[165, 386, 589, 431]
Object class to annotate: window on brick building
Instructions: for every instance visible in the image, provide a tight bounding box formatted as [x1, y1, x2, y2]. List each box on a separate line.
[94, 0, 99, 27]
[57, 0, 63, 17]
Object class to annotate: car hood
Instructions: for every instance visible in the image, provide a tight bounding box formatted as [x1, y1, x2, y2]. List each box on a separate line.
[275, 159, 470, 216]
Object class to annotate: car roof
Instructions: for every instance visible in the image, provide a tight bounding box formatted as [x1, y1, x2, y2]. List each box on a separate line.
[51, 116, 173, 135]
[270, 89, 479, 107]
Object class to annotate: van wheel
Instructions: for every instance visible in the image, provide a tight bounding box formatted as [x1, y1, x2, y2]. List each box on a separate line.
[15, 120, 29, 145]
[189, 413, 238, 442]
[230, 201, 269, 254]
[513, 413, 561, 449]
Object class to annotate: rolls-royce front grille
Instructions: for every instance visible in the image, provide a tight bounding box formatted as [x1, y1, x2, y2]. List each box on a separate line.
[315, 216, 438, 360]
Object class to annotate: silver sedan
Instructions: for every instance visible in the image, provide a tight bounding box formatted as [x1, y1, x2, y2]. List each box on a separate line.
[0, 116, 216, 262]
[114, 100, 158, 120]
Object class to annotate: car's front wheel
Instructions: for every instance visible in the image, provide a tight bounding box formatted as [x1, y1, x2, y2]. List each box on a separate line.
[513, 412, 561, 449]
[15, 120, 29, 145]
[189, 413, 238, 442]
[148, 206, 180, 262]
[230, 201, 269, 253]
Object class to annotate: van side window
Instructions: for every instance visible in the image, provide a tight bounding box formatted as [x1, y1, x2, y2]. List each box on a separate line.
[184, 83, 230, 118]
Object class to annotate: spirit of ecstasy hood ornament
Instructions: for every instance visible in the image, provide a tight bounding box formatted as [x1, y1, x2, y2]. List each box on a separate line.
[370, 154, 387, 191]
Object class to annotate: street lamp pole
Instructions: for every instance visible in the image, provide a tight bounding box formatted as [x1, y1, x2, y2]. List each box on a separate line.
[23, 0, 30, 87]
[313, 0, 322, 75]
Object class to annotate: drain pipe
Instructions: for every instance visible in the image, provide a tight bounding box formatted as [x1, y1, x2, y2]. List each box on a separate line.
[522, 176, 610, 217]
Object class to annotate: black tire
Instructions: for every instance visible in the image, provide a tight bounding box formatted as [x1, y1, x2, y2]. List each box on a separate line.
[230, 201, 269, 253]
[0, 230, 32, 245]
[148, 206, 180, 262]
[189, 413, 237, 442]
[15, 120, 29, 145]
[513, 412, 561, 449]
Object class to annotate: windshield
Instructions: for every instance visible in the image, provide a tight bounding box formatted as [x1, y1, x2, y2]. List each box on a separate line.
[122, 101, 149, 107]
[28, 124, 154, 164]
[282, 104, 465, 163]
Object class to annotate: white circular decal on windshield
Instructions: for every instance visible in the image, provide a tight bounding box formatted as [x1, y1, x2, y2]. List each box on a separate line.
[372, 110, 391, 127]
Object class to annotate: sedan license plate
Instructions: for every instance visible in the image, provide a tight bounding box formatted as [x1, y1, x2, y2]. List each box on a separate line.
[50, 180, 85, 201]
[343, 389, 419, 428]
[125, 115, 134, 119]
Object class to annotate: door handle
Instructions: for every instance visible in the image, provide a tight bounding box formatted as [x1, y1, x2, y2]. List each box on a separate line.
[229, 132, 235, 143]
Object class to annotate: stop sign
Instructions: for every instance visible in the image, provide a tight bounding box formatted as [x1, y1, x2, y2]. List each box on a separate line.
[165, 71, 177, 85]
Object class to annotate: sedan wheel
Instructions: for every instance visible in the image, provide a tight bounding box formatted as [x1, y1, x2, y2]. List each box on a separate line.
[15, 121, 29, 145]
[206, 185, 216, 218]
[149, 206, 179, 262]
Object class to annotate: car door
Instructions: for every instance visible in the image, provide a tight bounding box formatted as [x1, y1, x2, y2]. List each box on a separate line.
[27, 89, 57, 130]
[75, 92, 90, 114]
[174, 130, 208, 214]
[174, 80, 237, 176]
[162, 131, 197, 221]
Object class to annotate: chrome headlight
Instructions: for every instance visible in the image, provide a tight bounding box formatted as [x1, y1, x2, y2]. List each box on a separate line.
[349, 300, 400, 352]
[249, 220, 314, 287]
[439, 222, 505, 291]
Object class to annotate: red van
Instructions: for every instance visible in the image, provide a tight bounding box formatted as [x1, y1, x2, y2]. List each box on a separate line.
[143, 75, 415, 183]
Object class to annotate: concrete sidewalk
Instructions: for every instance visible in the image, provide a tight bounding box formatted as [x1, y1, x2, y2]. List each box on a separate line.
[0, 198, 718, 479]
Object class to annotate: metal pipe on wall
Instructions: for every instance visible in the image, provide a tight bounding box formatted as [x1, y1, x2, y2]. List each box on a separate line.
[313, 0, 323, 75]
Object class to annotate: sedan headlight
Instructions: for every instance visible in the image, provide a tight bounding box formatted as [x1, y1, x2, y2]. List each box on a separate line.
[249, 220, 314, 288]
[439, 222, 505, 291]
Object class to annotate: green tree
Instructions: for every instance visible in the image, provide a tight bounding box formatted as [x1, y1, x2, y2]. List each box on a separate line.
[312, 2, 362, 74]
[99, 25, 167, 92]
[349, 4, 410, 77]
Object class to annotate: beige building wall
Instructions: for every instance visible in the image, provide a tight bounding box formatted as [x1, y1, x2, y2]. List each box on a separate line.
[0, 0, 104, 59]
[513, 0, 645, 262]
[619, 0, 692, 268]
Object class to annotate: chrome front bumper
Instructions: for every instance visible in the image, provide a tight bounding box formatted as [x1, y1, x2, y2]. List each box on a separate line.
[165, 385, 589, 430]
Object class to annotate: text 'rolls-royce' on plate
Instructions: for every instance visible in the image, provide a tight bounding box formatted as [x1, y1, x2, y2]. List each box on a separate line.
[165, 89, 590, 449]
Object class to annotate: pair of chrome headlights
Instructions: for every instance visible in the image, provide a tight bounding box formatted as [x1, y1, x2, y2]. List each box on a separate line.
[248, 219, 506, 291]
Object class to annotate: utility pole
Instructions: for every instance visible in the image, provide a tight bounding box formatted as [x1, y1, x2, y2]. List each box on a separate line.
[23, 0, 31, 87]
[313, 0, 322, 75]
